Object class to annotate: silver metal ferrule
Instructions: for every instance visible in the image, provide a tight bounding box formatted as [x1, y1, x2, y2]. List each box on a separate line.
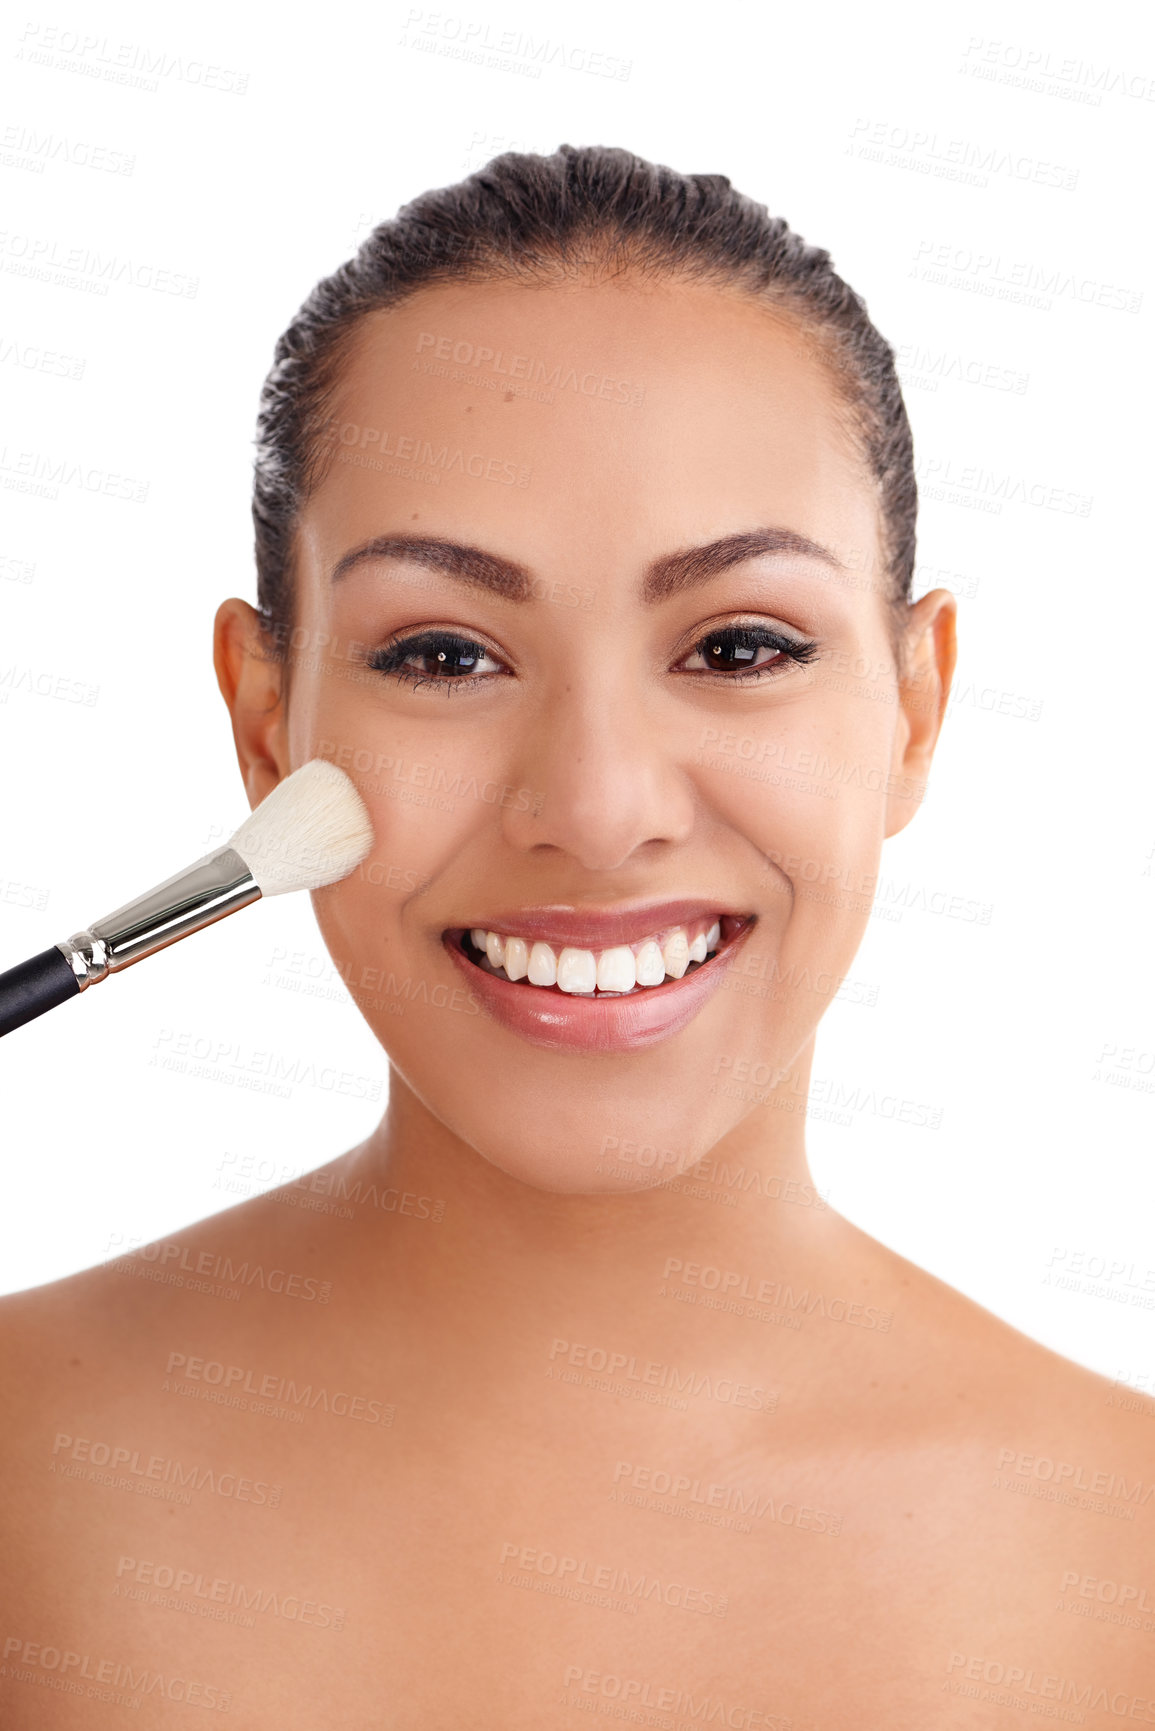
[55, 846, 261, 990]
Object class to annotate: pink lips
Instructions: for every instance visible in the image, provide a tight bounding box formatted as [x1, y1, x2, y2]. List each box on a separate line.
[450, 899, 739, 952]
[442, 906, 754, 1054]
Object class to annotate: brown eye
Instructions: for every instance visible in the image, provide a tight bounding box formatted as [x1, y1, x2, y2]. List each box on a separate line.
[368, 632, 504, 687]
[680, 626, 819, 678]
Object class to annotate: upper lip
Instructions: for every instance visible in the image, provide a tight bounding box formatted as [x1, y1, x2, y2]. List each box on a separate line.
[446, 899, 748, 951]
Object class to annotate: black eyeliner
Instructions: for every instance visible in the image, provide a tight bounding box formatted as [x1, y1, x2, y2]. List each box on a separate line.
[685, 623, 820, 677]
[366, 621, 819, 690]
[367, 629, 496, 688]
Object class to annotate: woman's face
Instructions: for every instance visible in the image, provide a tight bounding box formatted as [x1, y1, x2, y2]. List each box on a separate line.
[244, 277, 951, 1193]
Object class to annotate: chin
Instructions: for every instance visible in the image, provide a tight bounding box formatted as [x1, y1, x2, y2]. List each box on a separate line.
[388, 1029, 763, 1197]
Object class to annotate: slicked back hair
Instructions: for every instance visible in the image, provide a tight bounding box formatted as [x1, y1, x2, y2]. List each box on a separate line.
[252, 144, 916, 657]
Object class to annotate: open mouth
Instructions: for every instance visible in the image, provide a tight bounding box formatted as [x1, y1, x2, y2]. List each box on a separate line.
[447, 913, 752, 998]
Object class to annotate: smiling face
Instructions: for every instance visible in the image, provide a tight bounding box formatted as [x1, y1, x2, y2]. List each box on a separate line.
[218, 274, 955, 1193]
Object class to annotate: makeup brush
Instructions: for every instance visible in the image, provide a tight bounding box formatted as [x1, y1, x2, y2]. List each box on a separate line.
[0, 759, 373, 1040]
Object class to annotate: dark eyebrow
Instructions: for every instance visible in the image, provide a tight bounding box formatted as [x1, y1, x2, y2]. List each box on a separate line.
[329, 534, 533, 599]
[641, 527, 841, 602]
[329, 526, 841, 601]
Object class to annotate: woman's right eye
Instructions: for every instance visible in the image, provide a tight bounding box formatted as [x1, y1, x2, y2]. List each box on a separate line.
[367, 631, 506, 691]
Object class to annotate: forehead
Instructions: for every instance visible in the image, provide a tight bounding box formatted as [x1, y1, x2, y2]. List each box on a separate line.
[303, 276, 882, 586]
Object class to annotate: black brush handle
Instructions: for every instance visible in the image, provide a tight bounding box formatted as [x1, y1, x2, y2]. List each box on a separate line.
[0, 946, 81, 1038]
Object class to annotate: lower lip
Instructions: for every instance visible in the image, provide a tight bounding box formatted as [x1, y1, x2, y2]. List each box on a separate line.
[442, 920, 755, 1054]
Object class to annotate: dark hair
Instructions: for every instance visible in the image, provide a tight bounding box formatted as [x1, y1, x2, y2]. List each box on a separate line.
[252, 144, 916, 658]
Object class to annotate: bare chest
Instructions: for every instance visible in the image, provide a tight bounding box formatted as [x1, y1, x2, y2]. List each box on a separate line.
[13, 1415, 1146, 1730]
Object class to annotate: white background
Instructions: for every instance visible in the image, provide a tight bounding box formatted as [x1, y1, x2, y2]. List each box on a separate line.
[1, 0, 1151, 1387]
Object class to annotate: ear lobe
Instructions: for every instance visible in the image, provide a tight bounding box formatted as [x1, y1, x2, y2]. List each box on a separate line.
[212, 598, 288, 810]
[884, 588, 958, 839]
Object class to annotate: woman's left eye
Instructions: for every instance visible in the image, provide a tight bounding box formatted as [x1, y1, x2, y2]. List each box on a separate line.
[678, 625, 819, 678]
[367, 631, 504, 689]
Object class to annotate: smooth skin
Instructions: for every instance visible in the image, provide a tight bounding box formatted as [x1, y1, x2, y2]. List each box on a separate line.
[1, 276, 1152, 1729]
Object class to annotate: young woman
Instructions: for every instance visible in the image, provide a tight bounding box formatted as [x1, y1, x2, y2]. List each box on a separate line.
[3, 146, 1152, 1728]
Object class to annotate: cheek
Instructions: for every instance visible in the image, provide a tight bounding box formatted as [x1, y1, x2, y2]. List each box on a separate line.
[691, 681, 897, 872]
[292, 662, 537, 890]
[688, 687, 896, 1026]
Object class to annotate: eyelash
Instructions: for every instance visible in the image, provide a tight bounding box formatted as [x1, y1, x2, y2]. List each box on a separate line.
[366, 623, 820, 694]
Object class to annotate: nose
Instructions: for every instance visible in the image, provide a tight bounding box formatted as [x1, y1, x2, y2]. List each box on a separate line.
[502, 677, 696, 873]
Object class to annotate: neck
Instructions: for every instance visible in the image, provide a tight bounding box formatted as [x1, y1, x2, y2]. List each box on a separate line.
[327, 1039, 861, 1374]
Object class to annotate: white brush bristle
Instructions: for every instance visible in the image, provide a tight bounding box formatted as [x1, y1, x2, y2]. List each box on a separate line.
[228, 760, 374, 896]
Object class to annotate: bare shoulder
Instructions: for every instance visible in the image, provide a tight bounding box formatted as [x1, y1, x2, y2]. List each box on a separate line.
[0, 1161, 351, 1528]
[856, 1236, 1155, 1692]
[872, 1233, 1154, 1486]
[0, 1162, 368, 1677]
[0, 1155, 355, 1411]
[895, 1239, 1155, 1470]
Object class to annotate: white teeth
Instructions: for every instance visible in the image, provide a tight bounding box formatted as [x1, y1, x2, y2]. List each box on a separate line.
[661, 930, 690, 979]
[557, 947, 598, 994]
[503, 936, 529, 981]
[596, 946, 637, 993]
[527, 941, 558, 986]
[468, 920, 726, 993]
[634, 939, 666, 986]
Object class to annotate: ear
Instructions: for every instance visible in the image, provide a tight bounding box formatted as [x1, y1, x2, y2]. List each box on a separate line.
[212, 599, 290, 811]
[885, 587, 958, 838]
